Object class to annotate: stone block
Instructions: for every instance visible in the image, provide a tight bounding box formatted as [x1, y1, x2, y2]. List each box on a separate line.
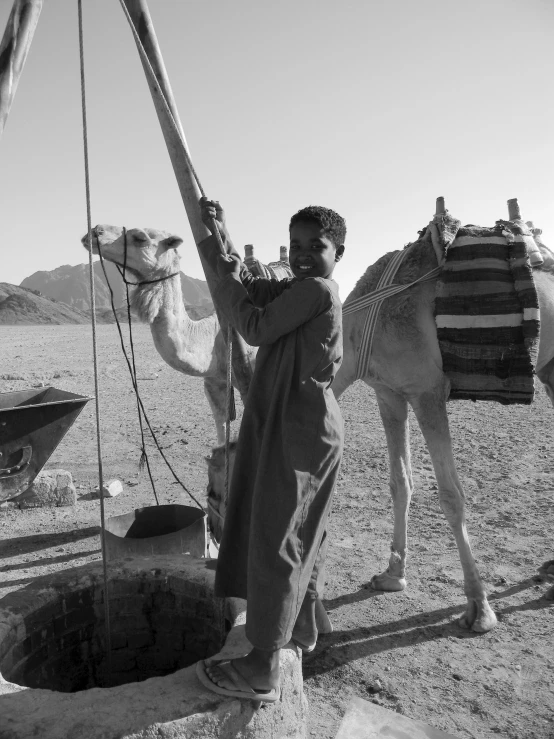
[25, 601, 59, 631]
[110, 580, 141, 598]
[127, 632, 154, 650]
[111, 613, 150, 634]
[64, 607, 95, 631]
[92, 479, 123, 499]
[155, 630, 183, 653]
[151, 591, 176, 612]
[136, 649, 178, 673]
[110, 651, 137, 674]
[0, 624, 17, 661]
[17, 470, 76, 508]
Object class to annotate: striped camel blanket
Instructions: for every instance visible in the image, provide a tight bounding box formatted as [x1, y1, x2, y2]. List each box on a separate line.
[435, 221, 541, 405]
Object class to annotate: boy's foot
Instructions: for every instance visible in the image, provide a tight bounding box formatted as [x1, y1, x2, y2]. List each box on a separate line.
[197, 657, 280, 702]
[291, 597, 318, 652]
[205, 648, 280, 694]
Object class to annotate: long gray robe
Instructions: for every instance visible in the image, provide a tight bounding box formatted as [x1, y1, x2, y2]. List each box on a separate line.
[213, 270, 344, 650]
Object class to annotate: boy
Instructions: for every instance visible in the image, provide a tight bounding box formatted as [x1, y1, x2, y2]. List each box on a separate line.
[196, 198, 345, 702]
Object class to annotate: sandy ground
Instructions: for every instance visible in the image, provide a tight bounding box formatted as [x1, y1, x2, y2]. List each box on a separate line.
[0, 324, 553, 739]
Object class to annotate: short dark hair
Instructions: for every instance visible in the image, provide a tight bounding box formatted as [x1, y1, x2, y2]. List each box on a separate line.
[289, 205, 346, 247]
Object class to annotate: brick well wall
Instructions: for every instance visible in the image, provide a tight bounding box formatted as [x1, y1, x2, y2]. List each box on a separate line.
[0, 567, 225, 692]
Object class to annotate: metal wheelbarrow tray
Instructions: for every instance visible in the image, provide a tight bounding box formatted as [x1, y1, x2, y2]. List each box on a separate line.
[0, 387, 91, 502]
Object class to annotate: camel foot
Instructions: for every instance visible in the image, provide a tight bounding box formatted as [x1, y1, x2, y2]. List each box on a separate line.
[369, 571, 407, 592]
[458, 597, 497, 633]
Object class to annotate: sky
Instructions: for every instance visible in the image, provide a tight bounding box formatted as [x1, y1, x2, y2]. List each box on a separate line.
[0, 0, 553, 301]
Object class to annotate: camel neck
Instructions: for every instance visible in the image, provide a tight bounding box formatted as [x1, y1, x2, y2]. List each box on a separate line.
[132, 272, 188, 326]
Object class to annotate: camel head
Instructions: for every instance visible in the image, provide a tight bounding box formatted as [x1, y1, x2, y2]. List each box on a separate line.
[81, 224, 183, 282]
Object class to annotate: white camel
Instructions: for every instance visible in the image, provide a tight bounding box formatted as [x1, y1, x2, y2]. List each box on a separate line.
[84, 220, 554, 633]
[332, 223, 554, 633]
[82, 224, 256, 445]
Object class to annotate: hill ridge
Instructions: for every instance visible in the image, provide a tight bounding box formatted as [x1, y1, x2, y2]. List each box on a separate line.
[20, 261, 212, 313]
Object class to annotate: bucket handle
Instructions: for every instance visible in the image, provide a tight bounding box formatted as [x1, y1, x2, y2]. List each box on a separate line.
[0, 446, 32, 478]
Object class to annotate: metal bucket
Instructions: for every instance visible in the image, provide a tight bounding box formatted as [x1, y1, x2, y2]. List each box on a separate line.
[104, 504, 208, 559]
[0, 387, 91, 502]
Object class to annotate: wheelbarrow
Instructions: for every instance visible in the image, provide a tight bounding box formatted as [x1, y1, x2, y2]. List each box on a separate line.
[0, 387, 91, 502]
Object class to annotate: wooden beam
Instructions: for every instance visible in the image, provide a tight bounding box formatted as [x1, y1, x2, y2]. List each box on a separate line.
[0, 0, 43, 138]
[119, 0, 253, 395]
[507, 198, 521, 221]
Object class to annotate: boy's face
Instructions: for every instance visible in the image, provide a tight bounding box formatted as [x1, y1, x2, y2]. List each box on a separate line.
[288, 221, 344, 281]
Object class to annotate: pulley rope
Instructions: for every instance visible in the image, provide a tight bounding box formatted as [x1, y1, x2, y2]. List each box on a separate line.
[121, 227, 159, 505]
[77, 0, 111, 673]
[117, 0, 238, 506]
[95, 248, 206, 512]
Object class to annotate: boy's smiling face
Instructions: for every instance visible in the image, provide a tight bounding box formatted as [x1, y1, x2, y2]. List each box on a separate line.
[288, 221, 344, 281]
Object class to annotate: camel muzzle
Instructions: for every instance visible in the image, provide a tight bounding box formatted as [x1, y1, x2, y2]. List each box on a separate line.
[81, 228, 100, 254]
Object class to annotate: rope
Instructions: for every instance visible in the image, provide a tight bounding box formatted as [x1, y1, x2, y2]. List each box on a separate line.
[224, 326, 233, 503]
[95, 247, 206, 512]
[77, 0, 111, 675]
[121, 228, 159, 505]
[342, 264, 441, 316]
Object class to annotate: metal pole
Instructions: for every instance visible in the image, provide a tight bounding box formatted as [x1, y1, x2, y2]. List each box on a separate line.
[0, 0, 43, 138]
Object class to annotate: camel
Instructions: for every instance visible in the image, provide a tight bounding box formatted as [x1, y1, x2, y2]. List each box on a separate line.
[81, 225, 256, 444]
[332, 222, 554, 633]
[83, 220, 554, 634]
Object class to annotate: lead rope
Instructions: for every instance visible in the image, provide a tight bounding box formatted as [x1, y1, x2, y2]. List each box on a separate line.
[77, 0, 111, 676]
[95, 236, 206, 512]
[224, 336, 233, 506]
[117, 0, 236, 509]
[121, 228, 160, 505]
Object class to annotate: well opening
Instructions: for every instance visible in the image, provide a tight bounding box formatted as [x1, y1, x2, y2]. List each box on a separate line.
[0, 569, 225, 692]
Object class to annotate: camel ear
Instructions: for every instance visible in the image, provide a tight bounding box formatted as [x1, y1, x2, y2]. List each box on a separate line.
[164, 236, 183, 249]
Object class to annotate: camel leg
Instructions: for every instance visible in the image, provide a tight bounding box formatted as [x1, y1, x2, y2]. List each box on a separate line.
[203, 376, 227, 446]
[410, 389, 497, 633]
[369, 385, 413, 592]
[536, 357, 554, 409]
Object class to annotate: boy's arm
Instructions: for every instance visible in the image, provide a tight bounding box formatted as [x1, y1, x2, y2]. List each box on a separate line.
[198, 196, 292, 306]
[238, 267, 293, 307]
[213, 274, 331, 346]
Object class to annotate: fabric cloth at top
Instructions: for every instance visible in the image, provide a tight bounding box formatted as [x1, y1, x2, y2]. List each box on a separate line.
[435, 220, 541, 404]
[246, 256, 294, 282]
[212, 268, 344, 651]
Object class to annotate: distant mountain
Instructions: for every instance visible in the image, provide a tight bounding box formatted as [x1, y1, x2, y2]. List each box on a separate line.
[20, 261, 213, 313]
[0, 283, 102, 325]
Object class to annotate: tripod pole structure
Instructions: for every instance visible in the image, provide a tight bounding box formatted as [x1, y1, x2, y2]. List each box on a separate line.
[119, 0, 253, 396]
[0, 0, 43, 139]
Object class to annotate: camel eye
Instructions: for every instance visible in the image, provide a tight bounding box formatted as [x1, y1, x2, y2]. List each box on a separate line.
[133, 232, 148, 244]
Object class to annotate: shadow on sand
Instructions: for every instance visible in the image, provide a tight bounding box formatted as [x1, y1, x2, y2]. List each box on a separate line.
[304, 577, 553, 678]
